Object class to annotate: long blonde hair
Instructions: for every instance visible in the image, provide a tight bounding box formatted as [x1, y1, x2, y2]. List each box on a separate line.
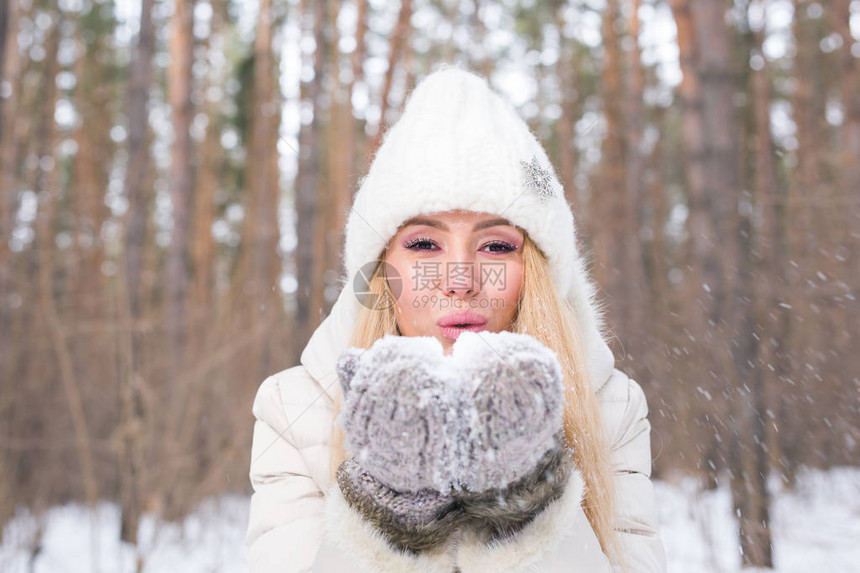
[328, 235, 621, 564]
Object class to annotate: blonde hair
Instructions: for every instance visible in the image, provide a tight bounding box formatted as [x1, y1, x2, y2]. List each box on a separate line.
[328, 235, 621, 565]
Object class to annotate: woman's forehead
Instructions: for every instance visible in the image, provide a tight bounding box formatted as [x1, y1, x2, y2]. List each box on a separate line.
[400, 210, 517, 229]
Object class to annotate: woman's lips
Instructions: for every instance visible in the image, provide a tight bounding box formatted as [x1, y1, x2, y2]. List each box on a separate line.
[437, 310, 488, 341]
[438, 323, 488, 341]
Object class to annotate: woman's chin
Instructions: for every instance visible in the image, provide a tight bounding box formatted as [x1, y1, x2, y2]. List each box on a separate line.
[440, 338, 454, 355]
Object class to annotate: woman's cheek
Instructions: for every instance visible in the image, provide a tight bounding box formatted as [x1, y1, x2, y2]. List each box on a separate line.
[388, 255, 427, 336]
[490, 259, 522, 328]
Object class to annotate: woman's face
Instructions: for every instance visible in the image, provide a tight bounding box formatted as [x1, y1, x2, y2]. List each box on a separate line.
[384, 210, 525, 354]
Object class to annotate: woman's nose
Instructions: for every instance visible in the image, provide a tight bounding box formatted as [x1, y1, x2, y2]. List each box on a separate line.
[441, 250, 480, 297]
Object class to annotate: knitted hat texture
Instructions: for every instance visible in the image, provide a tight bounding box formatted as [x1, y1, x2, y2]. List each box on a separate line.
[345, 66, 576, 295]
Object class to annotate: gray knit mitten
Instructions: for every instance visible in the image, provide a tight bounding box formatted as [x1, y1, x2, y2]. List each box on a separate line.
[334, 332, 572, 550]
[334, 336, 467, 553]
[335, 336, 465, 493]
[451, 330, 566, 492]
[450, 332, 572, 543]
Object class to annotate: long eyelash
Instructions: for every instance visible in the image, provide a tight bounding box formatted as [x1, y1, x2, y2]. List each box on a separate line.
[484, 240, 518, 252]
[404, 236, 436, 249]
[404, 238, 517, 251]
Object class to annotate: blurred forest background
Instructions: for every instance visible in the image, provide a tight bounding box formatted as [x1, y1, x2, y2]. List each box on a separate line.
[0, 0, 857, 568]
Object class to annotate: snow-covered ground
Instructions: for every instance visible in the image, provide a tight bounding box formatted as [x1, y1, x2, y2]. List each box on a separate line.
[654, 467, 860, 572]
[0, 496, 249, 573]
[1, 467, 858, 572]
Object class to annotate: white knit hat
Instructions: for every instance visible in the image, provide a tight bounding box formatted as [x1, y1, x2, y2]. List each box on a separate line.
[340, 65, 614, 383]
[345, 65, 575, 294]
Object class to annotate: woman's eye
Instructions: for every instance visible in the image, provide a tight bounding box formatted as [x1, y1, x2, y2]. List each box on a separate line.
[405, 238, 437, 250]
[481, 241, 518, 253]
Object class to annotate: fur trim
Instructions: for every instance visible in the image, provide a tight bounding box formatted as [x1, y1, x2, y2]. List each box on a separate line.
[323, 484, 456, 573]
[454, 468, 587, 573]
[336, 459, 468, 553]
[458, 437, 571, 543]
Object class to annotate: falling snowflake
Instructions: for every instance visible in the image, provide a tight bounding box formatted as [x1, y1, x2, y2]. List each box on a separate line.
[520, 156, 557, 202]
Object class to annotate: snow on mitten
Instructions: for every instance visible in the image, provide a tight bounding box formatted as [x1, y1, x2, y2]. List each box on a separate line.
[335, 335, 467, 493]
[334, 346, 363, 396]
[451, 330, 566, 492]
[335, 458, 469, 554]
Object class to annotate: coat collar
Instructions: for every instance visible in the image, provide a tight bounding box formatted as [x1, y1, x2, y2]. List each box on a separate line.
[300, 277, 616, 404]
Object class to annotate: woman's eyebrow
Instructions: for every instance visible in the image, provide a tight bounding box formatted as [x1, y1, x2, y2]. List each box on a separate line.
[405, 217, 448, 230]
[473, 218, 514, 231]
[403, 217, 514, 231]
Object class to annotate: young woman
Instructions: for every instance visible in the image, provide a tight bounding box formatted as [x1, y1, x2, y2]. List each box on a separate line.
[245, 66, 666, 572]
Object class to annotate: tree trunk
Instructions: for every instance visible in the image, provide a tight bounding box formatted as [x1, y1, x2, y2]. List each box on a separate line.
[324, 0, 349, 312]
[0, 0, 21, 367]
[0, 0, 9, 144]
[833, 0, 860, 191]
[346, 0, 367, 182]
[693, 0, 773, 566]
[247, 0, 282, 382]
[594, 0, 632, 345]
[189, 2, 225, 341]
[623, 0, 648, 365]
[119, 0, 155, 544]
[748, 9, 784, 565]
[333, 0, 367, 287]
[0, 0, 19, 539]
[670, 0, 725, 491]
[782, 0, 822, 483]
[554, 2, 579, 205]
[70, 20, 111, 323]
[293, 0, 328, 364]
[645, 107, 670, 313]
[165, 0, 196, 372]
[32, 13, 100, 510]
[367, 0, 412, 158]
[67, 16, 114, 493]
[832, 0, 860, 463]
[155, 1, 232, 521]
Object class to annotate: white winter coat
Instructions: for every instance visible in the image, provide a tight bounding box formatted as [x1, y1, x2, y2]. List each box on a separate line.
[244, 280, 667, 573]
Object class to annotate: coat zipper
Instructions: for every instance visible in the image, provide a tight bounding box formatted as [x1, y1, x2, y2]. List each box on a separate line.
[449, 528, 464, 573]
